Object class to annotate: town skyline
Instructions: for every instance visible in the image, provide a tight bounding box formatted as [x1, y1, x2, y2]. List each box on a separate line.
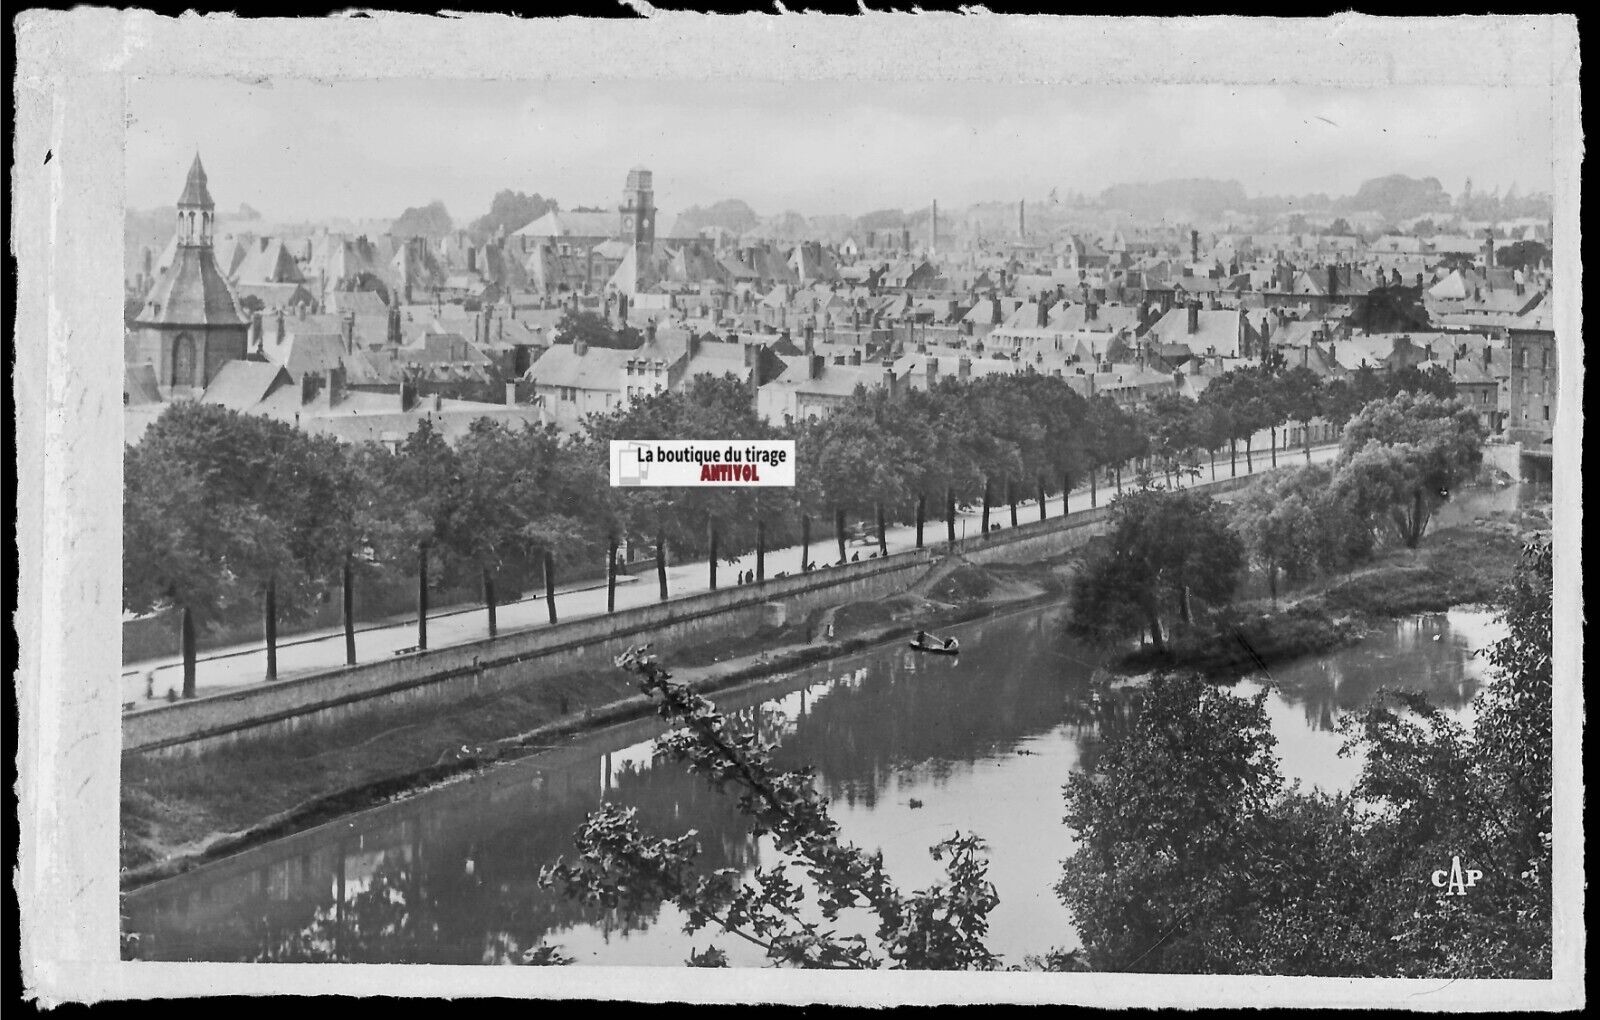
[127, 77, 1556, 224]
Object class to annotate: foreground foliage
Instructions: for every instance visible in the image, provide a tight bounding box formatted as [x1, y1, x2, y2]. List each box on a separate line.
[1061, 542, 1552, 976]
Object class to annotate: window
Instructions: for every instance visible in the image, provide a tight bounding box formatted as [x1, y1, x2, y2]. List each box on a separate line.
[1543, 405, 1551, 421]
[1541, 348, 1550, 371]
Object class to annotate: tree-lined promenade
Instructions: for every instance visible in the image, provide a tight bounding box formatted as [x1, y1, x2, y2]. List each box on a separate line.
[123, 359, 1463, 700]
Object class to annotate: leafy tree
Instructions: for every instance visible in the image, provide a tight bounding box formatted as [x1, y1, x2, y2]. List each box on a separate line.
[1327, 217, 1353, 236]
[1199, 368, 1273, 474]
[1333, 392, 1484, 548]
[1274, 365, 1326, 462]
[553, 310, 634, 349]
[1496, 240, 1550, 274]
[124, 403, 363, 625]
[390, 200, 453, 239]
[1068, 488, 1245, 651]
[468, 189, 556, 243]
[1058, 672, 1286, 972]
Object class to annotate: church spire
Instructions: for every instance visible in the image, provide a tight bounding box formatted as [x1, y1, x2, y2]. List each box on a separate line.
[176, 153, 215, 247]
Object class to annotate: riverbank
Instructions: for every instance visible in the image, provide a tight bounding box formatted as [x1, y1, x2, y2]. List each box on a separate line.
[121, 554, 1072, 887]
[1114, 510, 1539, 677]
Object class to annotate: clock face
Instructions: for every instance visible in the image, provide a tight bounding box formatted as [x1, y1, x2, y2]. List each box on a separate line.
[623, 215, 634, 231]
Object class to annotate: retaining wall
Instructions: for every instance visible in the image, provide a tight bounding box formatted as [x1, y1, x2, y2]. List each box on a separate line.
[125, 550, 934, 758]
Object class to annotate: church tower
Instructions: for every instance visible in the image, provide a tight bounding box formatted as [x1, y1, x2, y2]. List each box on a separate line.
[131, 154, 249, 397]
[620, 167, 656, 248]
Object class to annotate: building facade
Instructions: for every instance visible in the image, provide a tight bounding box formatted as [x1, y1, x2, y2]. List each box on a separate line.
[128, 155, 250, 397]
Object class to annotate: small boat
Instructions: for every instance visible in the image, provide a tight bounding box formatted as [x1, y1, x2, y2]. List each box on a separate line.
[909, 633, 960, 655]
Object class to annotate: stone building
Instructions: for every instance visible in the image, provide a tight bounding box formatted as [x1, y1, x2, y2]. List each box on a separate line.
[127, 155, 250, 397]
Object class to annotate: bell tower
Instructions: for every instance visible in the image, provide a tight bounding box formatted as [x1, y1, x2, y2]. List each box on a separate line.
[620, 167, 655, 247]
[176, 153, 215, 247]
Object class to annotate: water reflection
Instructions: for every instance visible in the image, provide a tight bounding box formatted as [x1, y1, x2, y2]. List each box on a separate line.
[124, 604, 1502, 967]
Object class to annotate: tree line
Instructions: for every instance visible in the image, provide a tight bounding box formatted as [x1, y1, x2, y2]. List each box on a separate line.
[122, 357, 1463, 639]
[1070, 390, 1486, 652]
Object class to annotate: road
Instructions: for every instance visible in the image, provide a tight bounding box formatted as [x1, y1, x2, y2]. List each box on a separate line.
[123, 442, 1341, 705]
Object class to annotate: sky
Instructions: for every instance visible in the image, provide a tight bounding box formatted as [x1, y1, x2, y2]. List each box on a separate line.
[126, 77, 1557, 223]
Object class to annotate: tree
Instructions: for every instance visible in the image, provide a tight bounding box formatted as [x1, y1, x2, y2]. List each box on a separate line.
[540, 645, 1003, 970]
[390, 200, 453, 238]
[1497, 240, 1550, 274]
[1068, 488, 1245, 651]
[1058, 672, 1286, 972]
[1274, 365, 1326, 462]
[1328, 217, 1352, 236]
[1333, 393, 1484, 548]
[1200, 368, 1273, 474]
[124, 403, 363, 625]
[468, 189, 556, 243]
[553, 310, 633, 349]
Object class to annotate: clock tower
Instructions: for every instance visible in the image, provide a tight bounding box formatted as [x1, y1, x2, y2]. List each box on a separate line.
[620, 167, 656, 248]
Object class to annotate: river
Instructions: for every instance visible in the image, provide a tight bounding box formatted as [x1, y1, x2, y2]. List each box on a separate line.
[122, 600, 1507, 968]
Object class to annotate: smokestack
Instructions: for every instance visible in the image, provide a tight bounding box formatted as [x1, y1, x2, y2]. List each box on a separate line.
[1018, 200, 1025, 238]
[930, 200, 938, 252]
[1191, 229, 1199, 264]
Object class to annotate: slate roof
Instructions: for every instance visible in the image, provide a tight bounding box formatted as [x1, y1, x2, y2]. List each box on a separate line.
[1141, 307, 1243, 358]
[124, 364, 164, 406]
[177, 154, 214, 208]
[136, 245, 248, 327]
[513, 210, 619, 240]
[201, 360, 294, 410]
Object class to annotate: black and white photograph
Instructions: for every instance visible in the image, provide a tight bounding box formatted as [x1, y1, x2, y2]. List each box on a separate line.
[12, 10, 1582, 1008]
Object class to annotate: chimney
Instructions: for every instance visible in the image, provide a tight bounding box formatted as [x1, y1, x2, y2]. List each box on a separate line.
[991, 296, 1003, 326]
[1018, 200, 1025, 238]
[505, 381, 518, 405]
[1187, 301, 1200, 335]
[1190, 229, 1199, 263]
[926, 356, 939, 386]
[1036, 299, 1047, 328]
[810, 354, 825, 380]
[327, 364, 346, 406]
[646, 319, 658, 344]
[804, 329, 815, 358]
[433, 392, 443, 411]
[882, 367, 896, 394]
[930, 200, 938, 251]
[902, 227, 911, 251]
[958, 356, 972, 380]
[275, 308, 286, 344]
[1086, 298, 1098, 322]
[849, 350, 862, 366]
[250, 311, 264, 349]
[300, 371, 323, 405]
[400, 379, 417, 412]
[574, 338, 588, 357]
[341, 311, 355, 354]
[1326, 264, 1338, 298]
[743, 342, 757, 368]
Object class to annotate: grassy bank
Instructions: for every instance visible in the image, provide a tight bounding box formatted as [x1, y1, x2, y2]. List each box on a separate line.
[1115, 517, 1530, 677]
[121, 555, 1070, 887]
